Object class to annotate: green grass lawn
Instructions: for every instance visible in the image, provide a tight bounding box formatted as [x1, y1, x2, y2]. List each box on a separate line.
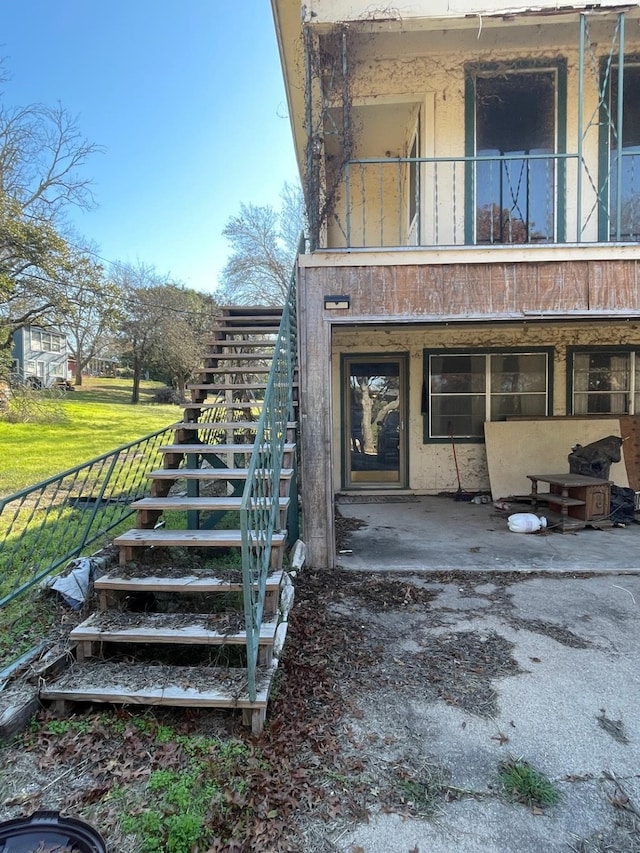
[0, 378, 182, 495]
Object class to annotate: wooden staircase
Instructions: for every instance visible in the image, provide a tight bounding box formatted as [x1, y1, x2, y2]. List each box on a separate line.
[40, 306, 298, 733]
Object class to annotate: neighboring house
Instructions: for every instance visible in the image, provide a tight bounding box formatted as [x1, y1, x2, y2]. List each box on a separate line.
[272, 1, 640, 567]
[11, 326, 69, 387]
[67, 355, 119, 378]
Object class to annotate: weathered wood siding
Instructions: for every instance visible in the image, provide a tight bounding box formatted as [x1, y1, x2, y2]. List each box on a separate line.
[297, 269, 335, 570]
[305, 259, 640, 321]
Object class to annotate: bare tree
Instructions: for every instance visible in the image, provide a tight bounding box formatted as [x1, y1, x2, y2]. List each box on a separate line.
[0, 81, 102, 372]
[2, 105, 96, 214]
[218, 182, 306, 306]
[0, 191, 71, 363]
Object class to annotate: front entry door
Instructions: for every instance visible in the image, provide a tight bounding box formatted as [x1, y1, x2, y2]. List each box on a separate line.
[343, 355, 407, 489]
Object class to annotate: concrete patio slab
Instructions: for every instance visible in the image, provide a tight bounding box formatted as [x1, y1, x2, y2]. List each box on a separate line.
[336, 495, 640, 573]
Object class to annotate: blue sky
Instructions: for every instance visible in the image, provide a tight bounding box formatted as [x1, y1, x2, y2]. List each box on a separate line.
[0, 1, 299, 294]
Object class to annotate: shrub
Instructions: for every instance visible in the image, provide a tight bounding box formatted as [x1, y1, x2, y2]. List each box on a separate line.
[151, 387, 185, 405]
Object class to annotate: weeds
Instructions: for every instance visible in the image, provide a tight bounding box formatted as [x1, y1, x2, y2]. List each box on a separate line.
[498, 758, 560, 809]
[116, 727, 256, 852]
[387, 762, 452, 816]
[0, 593, 61, 663]
[22, 711, 267, 852]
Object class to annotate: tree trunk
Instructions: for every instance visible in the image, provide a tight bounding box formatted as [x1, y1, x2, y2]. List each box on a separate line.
[74, 363, 83, 386]
[131, 360, 142, 404]
[359, 377, 375, 454]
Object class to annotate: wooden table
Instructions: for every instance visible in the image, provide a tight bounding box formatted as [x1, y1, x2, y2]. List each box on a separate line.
[526, 473, 612, 532]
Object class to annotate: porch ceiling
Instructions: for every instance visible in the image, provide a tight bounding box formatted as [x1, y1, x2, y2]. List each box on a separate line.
[325, 101, 419, 159]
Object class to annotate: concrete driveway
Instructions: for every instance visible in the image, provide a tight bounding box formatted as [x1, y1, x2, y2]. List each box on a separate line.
[325, 496, 640, 852]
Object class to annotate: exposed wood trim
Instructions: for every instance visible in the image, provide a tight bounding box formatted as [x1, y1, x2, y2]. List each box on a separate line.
[298, 267, 336, 569]
[299, 243, 640, 269]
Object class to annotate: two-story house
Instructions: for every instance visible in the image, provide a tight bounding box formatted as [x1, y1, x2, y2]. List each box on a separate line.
[272, 0, 640, 568]
[11, 325, 69, 387]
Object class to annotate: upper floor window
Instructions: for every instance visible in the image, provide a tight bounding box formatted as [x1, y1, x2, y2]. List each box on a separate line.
[605, 64, 640, 241]
[570, 349, 640, 414]
[467, 63, 566, 245]
[424, 350, 550, 441]
[30, 329, 64, 353]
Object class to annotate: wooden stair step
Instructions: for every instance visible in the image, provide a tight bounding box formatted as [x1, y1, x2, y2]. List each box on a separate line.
[172, 420, 297, 431]
[130, 496, 290, 512]
[114, 528, 287, 567]
[132, 495, 290, 529]
[70, 611, 278, 646]
[214, 318, 280, 325]
[182, 402, 264, 411]
[95, 569, 283, 594]
[146, 467, 294, 480]
[212, 326, 279, 335]
[218, 305, 282, 315]
[204, 353, 275, 361]
[204, 340, 280, 349]
[113, 529, 286, 549]
[39, 661, 279, 731]
[182, 401, 298, 412]
[159, 443, 295, 454]
[188, 382, 269, 392]
[196, 364, 271, 376]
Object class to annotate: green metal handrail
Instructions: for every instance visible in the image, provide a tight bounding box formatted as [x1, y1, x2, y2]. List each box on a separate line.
[241, 237, 301, 701]
[0, 425, 177, 607]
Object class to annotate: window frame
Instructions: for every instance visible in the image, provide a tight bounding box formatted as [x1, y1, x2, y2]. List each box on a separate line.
[30, 328, 65, 354]
[567, 345, 640, 415]
[423, 346, 554, 443]
[464, 59, 567, 246]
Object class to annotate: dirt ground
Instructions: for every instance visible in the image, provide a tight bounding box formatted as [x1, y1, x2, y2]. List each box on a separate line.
[0, 560, 639, 852]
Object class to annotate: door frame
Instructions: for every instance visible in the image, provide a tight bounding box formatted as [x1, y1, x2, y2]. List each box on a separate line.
[340, 352, 409, 490]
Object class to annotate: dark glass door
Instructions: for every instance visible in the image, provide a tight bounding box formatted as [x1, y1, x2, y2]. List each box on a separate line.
[344, 356, 407, 488]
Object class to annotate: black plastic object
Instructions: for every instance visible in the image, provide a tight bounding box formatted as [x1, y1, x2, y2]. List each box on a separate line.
[0, 810, 106, 852]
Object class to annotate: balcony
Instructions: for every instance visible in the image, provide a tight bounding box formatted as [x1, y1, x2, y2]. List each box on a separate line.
[321, 151, 640, 252]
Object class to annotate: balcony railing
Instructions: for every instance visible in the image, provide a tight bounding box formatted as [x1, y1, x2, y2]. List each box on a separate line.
[328, 152, 640, 251]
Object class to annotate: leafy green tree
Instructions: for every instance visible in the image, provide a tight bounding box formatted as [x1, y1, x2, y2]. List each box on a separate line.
[56, 251, 123, 385]
[149, 285, 217, 400]
[113, 262, 166, 404]
[115, 263, 217, 404]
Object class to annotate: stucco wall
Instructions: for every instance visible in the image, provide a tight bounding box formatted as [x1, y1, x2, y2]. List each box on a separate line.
[330, 320, 640, 493]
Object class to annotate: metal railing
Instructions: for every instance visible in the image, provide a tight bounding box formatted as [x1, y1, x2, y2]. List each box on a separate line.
[240, 237, 301, 701]
[334, 151, 640, 249]
[0, 426, 177, 607]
